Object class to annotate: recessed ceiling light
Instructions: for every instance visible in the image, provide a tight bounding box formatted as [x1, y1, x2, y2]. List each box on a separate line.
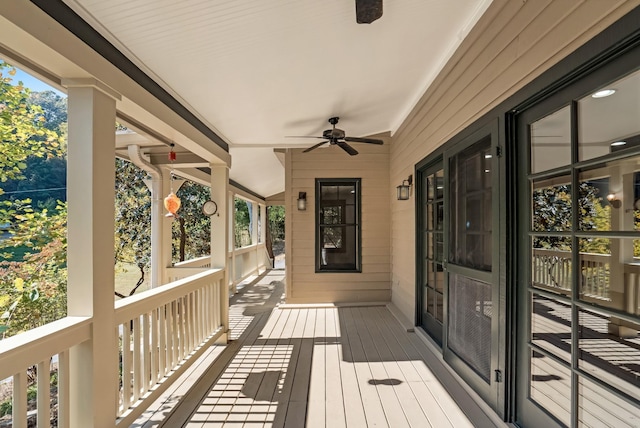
[485, 154, 492, 159]
[611, 141, 627, 146]
[591, 89, 616, 98]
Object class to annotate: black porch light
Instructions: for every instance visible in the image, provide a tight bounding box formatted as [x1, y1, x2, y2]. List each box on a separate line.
[297, 192, 307, 210]
[397, 175, 413, 200]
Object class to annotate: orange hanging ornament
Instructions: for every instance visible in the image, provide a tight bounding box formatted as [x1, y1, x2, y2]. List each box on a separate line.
[164, 144, 181, 218]
[164, 192, 181, 217]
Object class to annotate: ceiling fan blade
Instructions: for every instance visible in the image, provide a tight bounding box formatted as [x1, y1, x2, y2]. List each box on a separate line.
[337, 142, 359, 156]
[303, 141, 329, 153]
[344, 136, 384, 145]
[356, 0, 382, 24]
[286, 135, 325, 139]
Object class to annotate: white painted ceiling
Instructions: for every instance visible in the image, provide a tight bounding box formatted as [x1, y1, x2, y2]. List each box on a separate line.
[64, 0, 492, 198]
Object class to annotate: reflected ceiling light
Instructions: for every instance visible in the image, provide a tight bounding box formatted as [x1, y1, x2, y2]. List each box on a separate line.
[591, 89, 616, 98]
[611, 141, 627, 146]
[485, 154, 492, 159]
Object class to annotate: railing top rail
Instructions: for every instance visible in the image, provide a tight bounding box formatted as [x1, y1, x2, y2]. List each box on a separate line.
[0, 316, 91, 379]
[114, 268, 224, 324]
[173, 255, 212, 268]
[230, 243, 265, 256]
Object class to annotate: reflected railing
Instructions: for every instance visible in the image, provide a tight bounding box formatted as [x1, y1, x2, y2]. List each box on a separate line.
[532, 248, 640, 315]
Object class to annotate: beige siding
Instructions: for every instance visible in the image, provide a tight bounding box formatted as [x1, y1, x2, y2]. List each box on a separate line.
[390, 0, 640, 321]
[285, 135, 391, 304]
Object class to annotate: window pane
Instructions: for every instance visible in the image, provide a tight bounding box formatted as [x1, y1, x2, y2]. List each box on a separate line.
[530, 350, 571, 427]
[579, 158, 640, 233]
[532, 176, 572, 232]
[531, 106, 571, 173]
[532, 238, 572, 293]
[435, 169, 444, 200]
[578, 375, 640, 427]
[449, 137, 492, 271]
[531, 293, 571, 362]
[316, 179, 360, 272]
[578, 69, 640, 162]
[577, 308, 640, 402]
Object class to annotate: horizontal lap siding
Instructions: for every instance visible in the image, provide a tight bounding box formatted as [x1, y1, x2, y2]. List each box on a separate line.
[390, 0, 640, 321]
[287, 134, 391, 304]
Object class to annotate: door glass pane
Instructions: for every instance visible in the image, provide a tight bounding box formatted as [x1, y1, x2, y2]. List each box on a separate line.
[449, 137, 492, 271]
[578, 375, 640, 427]
[578, 69, 640, 162]
[531, 106, 571, 173]
[579, 159, 640, 233]
[531, 293, 571, 362]
[532, 175, 572, 232]
[530, 350, 571, 427]
[448, 273, 492, 382]
[532, 238, 572, 293]
[578, 308, 640, 401]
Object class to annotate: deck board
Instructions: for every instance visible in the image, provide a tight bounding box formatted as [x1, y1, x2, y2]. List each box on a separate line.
[150, 271, 504, 428]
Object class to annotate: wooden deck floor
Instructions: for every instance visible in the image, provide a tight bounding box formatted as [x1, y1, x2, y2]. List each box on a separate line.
[137, 271, 505, 428]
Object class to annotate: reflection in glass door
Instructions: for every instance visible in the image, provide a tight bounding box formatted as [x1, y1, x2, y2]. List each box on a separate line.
[517, 68, 640, 427]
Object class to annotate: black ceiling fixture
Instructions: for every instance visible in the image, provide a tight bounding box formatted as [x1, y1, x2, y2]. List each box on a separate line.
[291, 117, 384, 156]
[356, 0, 383, 24]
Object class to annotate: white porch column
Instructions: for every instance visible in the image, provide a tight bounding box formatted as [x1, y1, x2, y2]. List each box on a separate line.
[64, 79, 120, 428]
[251, 201, 259, 246]
[210, 165, 229, 342]
[229, 191, 237, 293]
[260, 204, 267, 245]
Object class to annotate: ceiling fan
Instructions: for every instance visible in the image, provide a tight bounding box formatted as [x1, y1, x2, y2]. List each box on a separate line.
[291, 117, 384, 156]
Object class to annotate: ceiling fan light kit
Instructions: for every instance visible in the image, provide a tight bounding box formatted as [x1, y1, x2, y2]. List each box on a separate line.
[294, 116, 384, 156]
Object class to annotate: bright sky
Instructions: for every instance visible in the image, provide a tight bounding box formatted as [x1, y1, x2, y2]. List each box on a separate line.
[1, 57, 66, 97]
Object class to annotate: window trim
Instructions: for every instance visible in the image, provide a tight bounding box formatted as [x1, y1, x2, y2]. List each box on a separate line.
[315, 178, 362, 273]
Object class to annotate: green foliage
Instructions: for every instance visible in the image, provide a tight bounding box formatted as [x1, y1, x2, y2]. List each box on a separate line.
[0, 399, 11, 417]
[0, 203, 67, 338]
[0, 62, 60, 193]
[268, 205, 285, 241]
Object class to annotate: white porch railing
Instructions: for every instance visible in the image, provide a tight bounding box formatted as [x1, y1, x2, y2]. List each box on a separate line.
[165, 255, 212, 282]
[115, 268, 225, 426]
[0, 268, 226, 428]
[228, 243, 270, 290]
[0, 316, 91, 428]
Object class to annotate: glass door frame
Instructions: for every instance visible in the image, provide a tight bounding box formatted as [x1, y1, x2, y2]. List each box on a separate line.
[514, 44, 640, 427]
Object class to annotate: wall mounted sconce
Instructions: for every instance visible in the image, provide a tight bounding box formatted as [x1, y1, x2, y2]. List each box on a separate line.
[607, 193, 621, 209]
[397, 175, 413, 200]
[297, 192, 307, 210]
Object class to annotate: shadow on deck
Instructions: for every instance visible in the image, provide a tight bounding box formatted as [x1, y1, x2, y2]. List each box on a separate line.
[133, 270, 506, 428]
